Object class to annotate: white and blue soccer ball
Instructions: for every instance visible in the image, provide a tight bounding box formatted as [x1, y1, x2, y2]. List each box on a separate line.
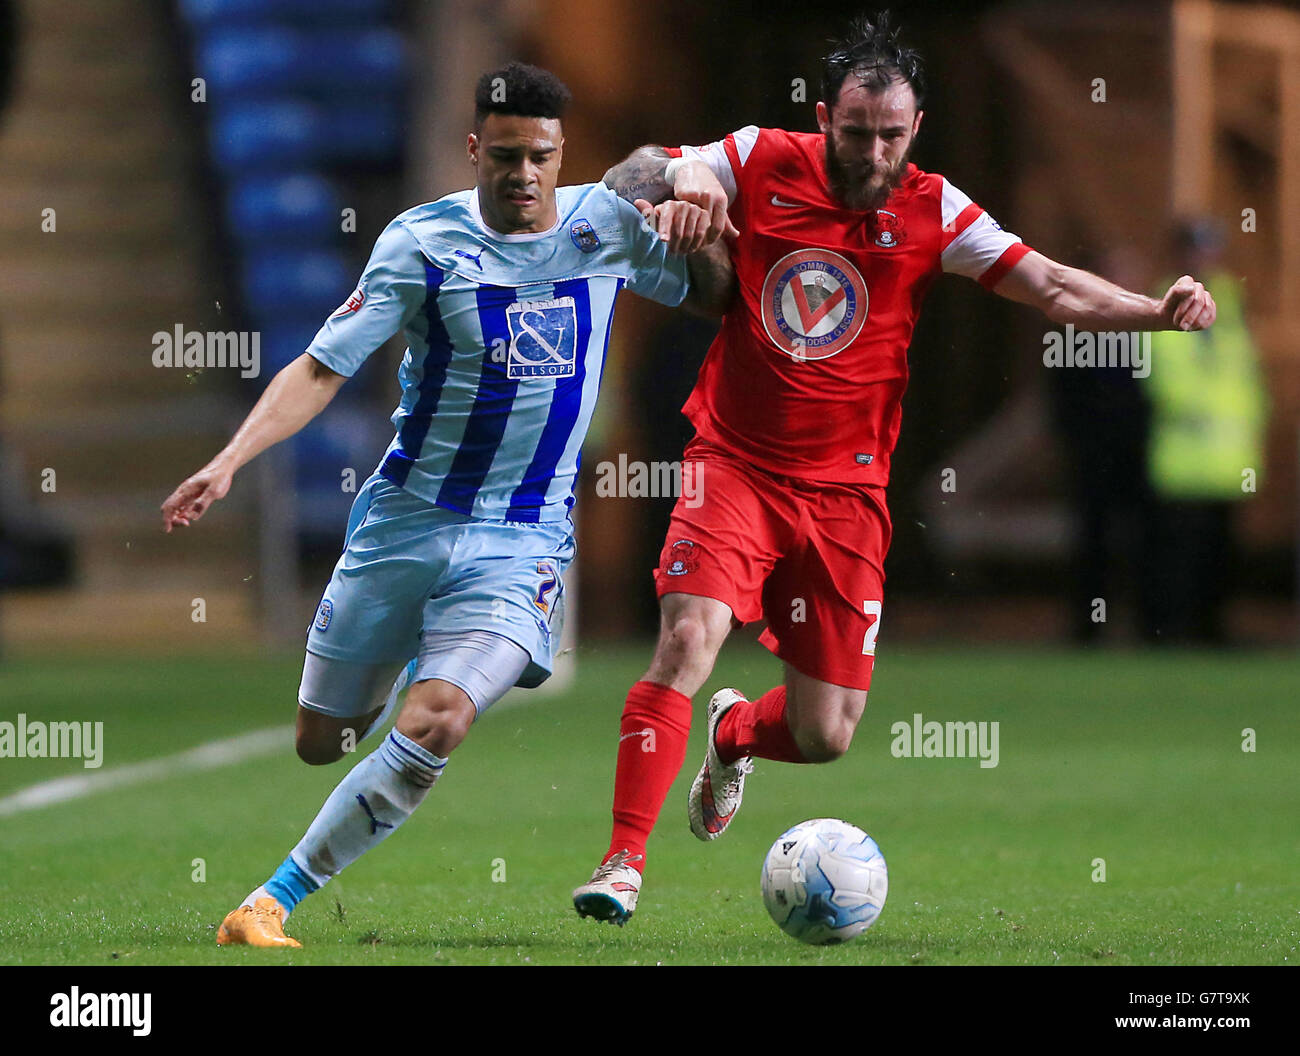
[760, 818, 888, 945]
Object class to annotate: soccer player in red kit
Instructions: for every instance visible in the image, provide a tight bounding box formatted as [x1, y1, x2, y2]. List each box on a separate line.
[573, 12, 1218, 924]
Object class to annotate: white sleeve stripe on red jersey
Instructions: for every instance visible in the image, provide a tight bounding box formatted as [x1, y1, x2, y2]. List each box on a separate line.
[730, 125, 760, 165]
[676, 126, 758, 206]
[939, 177, 976, 228]
[676, 128, 759, 206]
[941, 210, 1026, 280]
[940, 202, 983, 250]
[977, 242, 1032, 290]
[722, 136, 743, 183]
[937, 175, 1025, 281]
[679, 142, 738, 202]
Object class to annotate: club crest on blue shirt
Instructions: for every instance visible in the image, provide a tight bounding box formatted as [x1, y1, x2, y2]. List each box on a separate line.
[330, 283, 366, 318]
[505, 296, 578, 378]
[570, 218, 600, 253]
[315, 598, 333, 631]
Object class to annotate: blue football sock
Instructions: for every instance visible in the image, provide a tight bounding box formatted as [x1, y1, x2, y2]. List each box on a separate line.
[264, 856, 319, 914]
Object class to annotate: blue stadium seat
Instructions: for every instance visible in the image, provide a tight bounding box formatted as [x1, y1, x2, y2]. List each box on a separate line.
[319, 101, 403, 162]
[299, 29, 405, 96]
[210, 99, 326, 170]
[196, 27, 404, 100]
[211, 99, 403, 172]
[241, 248, 352, 323]
[292, 407, 393, 532]
[257, 321, 327, 374]
[179, 0, 390, 30]
[196, 27, 302, 97]
[227, 173, 341, 246]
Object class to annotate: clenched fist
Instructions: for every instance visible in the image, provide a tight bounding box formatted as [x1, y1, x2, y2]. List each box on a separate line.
[1159, 274, 1217, 332]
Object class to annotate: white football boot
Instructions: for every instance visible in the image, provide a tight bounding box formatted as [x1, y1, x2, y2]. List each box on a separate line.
[688, 688, 755, 841]
[572, 850, 644, 926]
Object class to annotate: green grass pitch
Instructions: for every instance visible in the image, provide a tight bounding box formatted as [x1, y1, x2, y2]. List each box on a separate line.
[1, 643, 1296, 965]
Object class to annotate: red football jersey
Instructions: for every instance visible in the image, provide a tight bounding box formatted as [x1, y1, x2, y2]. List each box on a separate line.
[668, 126, 1032, 485]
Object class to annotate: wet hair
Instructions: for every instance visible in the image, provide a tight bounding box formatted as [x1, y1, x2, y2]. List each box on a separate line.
[474, 62, 572, 127]
[821, 11, 926, 110]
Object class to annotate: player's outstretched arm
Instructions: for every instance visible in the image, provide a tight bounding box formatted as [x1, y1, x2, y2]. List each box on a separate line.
[992, 249, 1217, 332]
[160, 353, 346, 532]
[606, 146, 736, 251]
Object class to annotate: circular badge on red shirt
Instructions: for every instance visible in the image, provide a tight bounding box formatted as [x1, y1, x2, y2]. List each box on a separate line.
[760, 249, 868, 359]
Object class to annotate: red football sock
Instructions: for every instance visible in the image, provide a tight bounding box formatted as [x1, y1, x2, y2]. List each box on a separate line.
[716, 685, 806, 764]
[605, 680, 693, 872]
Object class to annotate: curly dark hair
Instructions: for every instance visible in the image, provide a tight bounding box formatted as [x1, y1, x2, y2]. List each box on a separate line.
[820, 11, 926, 110]
[474, 62, 572, 127]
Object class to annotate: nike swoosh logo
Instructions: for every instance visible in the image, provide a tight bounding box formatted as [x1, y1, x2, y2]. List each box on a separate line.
[770, 194, 801, 208]
[701, 772, 734, 831]
[619, 728, 653, 743]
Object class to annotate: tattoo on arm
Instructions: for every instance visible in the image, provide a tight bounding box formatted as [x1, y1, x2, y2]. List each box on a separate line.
[604, 145, 674, 204]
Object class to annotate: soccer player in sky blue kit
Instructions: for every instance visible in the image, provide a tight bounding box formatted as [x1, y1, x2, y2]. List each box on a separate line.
[160, 62, 734, 947]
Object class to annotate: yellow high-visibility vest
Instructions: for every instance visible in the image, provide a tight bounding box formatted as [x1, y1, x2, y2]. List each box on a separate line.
[1145, 272, 1267, 500]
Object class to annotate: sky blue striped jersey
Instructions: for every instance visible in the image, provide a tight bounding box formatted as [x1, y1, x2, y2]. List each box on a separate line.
[307, 183, 690, 522]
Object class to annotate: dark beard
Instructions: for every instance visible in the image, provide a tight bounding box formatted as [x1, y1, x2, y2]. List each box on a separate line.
[825, 138, 911, 211]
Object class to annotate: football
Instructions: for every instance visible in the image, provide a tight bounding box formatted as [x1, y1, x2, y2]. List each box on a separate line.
[760, 818, 888, 944]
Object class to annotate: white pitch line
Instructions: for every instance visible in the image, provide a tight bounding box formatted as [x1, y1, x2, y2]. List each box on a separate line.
[0, 725, 295, 817]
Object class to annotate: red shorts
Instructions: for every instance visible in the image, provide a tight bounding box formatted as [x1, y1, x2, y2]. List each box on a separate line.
[653, 439, 892, 691]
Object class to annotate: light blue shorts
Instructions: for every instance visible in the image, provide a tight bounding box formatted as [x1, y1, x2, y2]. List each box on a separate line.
[306, 473, 573, 689]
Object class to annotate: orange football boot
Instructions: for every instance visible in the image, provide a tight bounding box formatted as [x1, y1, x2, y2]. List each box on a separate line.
[216, 897, 302, 948]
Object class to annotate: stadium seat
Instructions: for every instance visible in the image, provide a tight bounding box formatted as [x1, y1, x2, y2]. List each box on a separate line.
[226, 173, 341, 247]
[210, 99, 326, 170]
[257, 321, 328, 374]
[320, 101, 403, 162]
[292, 407, 392, 533]
[179, 0, 390, 31]
[196, 28, 405, 100]
[211, 99, 403, 172]
[241, 248, 352, 322]
[301, 29, 405, 97]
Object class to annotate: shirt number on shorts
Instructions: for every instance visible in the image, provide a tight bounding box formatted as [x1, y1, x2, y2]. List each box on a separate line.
[861, 600, 882, 656]
[534, 562, 560, 616]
